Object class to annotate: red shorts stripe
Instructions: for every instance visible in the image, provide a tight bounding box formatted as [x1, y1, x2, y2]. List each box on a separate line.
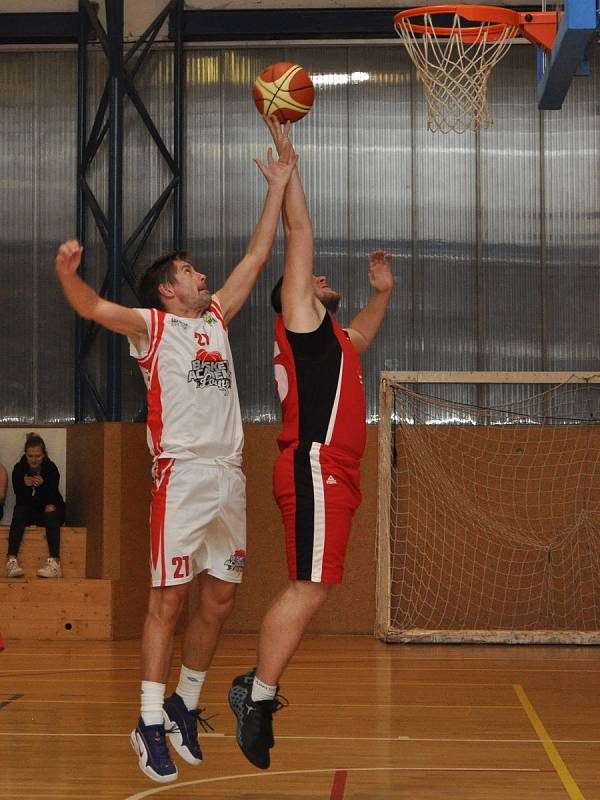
[150, 458, 175, 587]
[273, 444, 361, 584]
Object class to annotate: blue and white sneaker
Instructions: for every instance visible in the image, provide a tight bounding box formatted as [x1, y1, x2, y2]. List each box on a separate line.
[163, 692, 214, 765]
[130, 717, 178, 783]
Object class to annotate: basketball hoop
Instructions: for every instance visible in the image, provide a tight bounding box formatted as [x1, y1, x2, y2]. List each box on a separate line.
[394, 5, 556, 134]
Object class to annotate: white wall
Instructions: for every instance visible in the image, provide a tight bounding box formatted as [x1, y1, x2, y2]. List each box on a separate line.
[0, 429, 67, 525]
[0, 1, 169, 40]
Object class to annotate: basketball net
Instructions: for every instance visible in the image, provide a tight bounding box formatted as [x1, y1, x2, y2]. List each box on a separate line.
[395, 10, 520, 134]
[377, 377, 600, 643]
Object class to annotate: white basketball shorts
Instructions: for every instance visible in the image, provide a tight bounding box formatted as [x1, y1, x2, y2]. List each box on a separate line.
[149, 458, 246, 587]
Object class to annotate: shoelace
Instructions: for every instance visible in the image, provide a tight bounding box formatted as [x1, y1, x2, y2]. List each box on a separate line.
[192, 707, 216, 734]
[272, 693, 289, 715]
[150, 725, 177, 765]
[168, 708, 216, 737]
[259, 693, 288, 737]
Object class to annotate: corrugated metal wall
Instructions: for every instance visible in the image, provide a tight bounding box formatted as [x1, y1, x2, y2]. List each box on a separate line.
[1, 44, 598, 423]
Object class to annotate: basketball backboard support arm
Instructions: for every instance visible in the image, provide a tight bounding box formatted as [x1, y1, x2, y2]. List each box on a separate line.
[537, 0, 598, 109]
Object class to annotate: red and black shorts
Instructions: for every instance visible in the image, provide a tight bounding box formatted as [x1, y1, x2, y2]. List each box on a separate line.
[273, 442, 362, 584]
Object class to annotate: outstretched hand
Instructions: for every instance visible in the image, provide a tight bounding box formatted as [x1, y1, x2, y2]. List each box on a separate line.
[263, 115, 292, 156]
[254, 141, 299, 189]
[56, 239, 84, 277]
[368, 250, 394, 292]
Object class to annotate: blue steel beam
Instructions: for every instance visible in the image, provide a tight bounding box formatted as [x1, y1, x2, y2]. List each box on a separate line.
[76, 0, 184, 421]
[0, 12, 84, 43]
[106, 0, 125, 422]
[537, 0, 598, 109]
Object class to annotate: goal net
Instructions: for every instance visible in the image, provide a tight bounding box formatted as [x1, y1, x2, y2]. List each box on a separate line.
[376, 372, 600, 644]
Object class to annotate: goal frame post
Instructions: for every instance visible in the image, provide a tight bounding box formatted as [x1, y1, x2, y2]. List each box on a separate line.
[375, 371, 600, 645]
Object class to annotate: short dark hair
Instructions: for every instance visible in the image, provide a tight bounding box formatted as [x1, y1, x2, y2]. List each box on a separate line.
[138, 251, 189, 310]
[271, 276, 283, 314]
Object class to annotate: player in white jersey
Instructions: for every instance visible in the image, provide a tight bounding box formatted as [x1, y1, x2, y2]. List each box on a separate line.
[55, 141, 298, 784]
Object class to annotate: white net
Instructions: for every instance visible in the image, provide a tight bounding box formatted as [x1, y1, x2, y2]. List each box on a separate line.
[394, 10, 520, 133]
[376, 374, 600, 644]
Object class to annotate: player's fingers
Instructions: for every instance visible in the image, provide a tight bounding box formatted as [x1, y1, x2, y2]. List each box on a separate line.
[264, 115, 277, 136]
[278, 142, 291, 164]
[57, 244, 72, 262]
[253, 157, 268, 178]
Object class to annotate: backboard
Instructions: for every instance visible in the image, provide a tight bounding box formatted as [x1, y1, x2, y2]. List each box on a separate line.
[537, 0, 597, 108]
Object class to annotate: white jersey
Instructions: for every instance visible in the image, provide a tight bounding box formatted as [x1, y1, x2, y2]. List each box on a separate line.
[128, 296, 243, 466]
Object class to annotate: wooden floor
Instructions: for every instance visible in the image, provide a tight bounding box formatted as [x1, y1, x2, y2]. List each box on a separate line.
[0, 635, 599, 799]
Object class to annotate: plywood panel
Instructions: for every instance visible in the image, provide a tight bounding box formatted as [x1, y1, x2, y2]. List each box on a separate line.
[0, 578, 113, 639]
[64, 422, 377, 640]
[113, 423, 153, 640]
[217, 425, 378, 634]
[66, 424, 105, 578]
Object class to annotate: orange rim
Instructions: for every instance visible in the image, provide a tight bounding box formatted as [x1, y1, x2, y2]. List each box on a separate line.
[394, 4, 522, 41]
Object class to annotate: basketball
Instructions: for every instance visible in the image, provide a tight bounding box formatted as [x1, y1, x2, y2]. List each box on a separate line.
[252, 62, 315, 123]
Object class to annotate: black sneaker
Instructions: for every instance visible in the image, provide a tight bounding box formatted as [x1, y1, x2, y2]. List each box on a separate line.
[130, 717, 178, 783]
[230, 668, 279, 747]
[163, 692, 215, 765]
[228, 670, 286, 769]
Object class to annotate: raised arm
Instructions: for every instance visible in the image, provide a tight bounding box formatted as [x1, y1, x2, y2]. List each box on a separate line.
[264, 116, 320, 333]
[55, 240, 148, 351]
[216, 143, 298, 325]
[345, 250, 394, 354]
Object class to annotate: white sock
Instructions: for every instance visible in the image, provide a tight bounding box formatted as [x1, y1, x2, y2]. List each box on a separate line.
[251, 675, 277, 703]
[176, 665, 206, 711]
[141, 680, 166, 726]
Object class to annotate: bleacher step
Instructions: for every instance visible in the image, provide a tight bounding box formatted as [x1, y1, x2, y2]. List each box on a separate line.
[0, 578, 113, 640]
[0, 526, 86, 578]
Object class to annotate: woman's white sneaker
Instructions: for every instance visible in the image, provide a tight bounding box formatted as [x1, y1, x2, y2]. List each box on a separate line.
[37, 558, 63, 578]
[5, 557, 24, 578]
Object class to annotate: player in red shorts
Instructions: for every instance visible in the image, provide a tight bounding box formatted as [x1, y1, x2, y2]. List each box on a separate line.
[229, 117, 394, 769]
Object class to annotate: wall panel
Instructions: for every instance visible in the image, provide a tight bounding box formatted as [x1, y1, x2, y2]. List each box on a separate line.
[0, 44, 599, 424]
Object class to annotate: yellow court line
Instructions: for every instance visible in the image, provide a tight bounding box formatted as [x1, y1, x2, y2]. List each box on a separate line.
[513, 684, 585, 800]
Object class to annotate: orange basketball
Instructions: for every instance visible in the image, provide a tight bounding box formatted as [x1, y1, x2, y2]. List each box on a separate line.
[252, 62, 314, 123]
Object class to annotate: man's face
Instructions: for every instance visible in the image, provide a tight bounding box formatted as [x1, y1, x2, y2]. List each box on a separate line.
[168, 259, 212, 312]
[313, 275, 341, 314]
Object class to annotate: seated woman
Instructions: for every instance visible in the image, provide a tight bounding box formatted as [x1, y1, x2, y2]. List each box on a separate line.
[5, 433, 66, 579]
[0, 461, 7, 521]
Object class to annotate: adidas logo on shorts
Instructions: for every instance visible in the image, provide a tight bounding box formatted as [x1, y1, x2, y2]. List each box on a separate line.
[326, 475, 337, 485]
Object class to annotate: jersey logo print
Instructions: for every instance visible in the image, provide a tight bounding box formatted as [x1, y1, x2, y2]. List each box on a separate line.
[224, 549, 246, 573]
[326, 475, 337, 485]
[188, 332, 231, 394]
